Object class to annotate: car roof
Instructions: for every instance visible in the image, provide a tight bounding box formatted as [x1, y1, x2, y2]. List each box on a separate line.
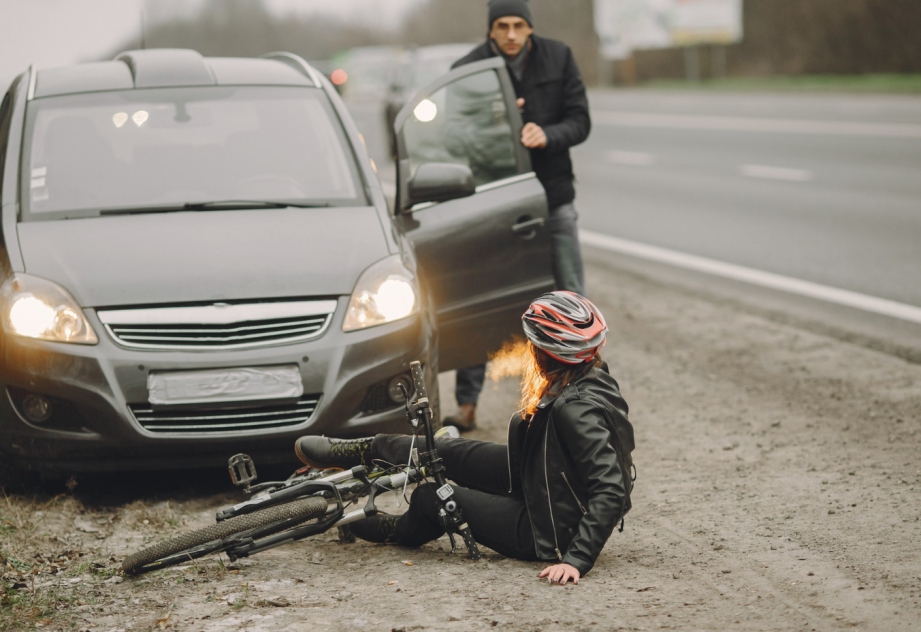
[414, 43, 478, 62]
[31, 49, 318, 100]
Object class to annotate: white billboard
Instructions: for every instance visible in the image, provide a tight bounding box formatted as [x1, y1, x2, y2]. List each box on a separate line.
[594, 0, 744, 60]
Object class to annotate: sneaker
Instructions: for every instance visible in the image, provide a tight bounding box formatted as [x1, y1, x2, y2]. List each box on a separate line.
[349, 513, 400, 543]
[442, 403, 476, 432]
[294, 436, 373, 470]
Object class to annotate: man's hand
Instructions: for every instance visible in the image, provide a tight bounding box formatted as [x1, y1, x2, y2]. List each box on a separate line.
[521, 122, 547, 149]
[538, 563, 580, 585]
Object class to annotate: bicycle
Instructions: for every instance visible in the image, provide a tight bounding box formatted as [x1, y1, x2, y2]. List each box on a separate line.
[121, 361, 481, 575]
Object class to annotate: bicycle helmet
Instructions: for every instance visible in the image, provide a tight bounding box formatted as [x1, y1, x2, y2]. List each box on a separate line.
[522, 291, 607, 365]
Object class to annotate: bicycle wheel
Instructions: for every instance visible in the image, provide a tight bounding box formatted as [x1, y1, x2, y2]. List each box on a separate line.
[122, 495, 328, 575]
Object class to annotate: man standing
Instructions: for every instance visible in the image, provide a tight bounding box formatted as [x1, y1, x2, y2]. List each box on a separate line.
[444, 0, 591, 432]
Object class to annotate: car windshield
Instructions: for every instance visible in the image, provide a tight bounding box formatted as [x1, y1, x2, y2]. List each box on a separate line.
[22, 86, 365, 218]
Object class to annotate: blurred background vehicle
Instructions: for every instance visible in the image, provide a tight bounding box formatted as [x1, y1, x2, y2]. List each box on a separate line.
[328, 46, 401, 100]
[384, 43, 478, 155]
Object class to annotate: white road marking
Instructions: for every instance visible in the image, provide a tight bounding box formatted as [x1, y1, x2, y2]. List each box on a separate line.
[593, 111, 921, 140]
[605, 150, 656, 166]
[580, 230, 921, 325]
[739, 164, 813, 182]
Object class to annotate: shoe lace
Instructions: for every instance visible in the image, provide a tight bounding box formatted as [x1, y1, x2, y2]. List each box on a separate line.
[329, 438, 371, 465]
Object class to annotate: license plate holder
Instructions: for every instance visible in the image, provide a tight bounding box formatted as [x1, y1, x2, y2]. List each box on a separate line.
[148, 365, 304, 408]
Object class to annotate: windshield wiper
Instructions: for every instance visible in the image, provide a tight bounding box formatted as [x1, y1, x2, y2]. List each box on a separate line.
[186, 200, 329, 210]
[100, 200, 329, 216]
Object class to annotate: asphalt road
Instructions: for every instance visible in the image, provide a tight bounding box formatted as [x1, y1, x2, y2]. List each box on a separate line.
[575, 90, 921, 308]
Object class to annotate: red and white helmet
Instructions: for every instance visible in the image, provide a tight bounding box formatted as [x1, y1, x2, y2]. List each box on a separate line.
[521, 291, 607, 365]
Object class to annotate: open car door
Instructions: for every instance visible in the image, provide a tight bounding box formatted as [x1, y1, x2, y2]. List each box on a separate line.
[393, 57, 554, 371]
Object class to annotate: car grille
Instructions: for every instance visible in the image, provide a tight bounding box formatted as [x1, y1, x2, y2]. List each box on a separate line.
[130, 396, 321, 433]
[97, 300, 337, 350]
[107, 315, 329, 349]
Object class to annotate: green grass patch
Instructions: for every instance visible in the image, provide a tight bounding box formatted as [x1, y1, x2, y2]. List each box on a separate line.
[639, 74, 921, 94]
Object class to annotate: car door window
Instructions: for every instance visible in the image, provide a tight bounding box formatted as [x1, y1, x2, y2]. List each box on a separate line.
[402, 69, 517, 188]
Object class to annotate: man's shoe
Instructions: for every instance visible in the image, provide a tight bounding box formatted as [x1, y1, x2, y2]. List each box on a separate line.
[443, 403, 476, 432]
[349, 513, 400, 543]
[294, 436, 373, 470]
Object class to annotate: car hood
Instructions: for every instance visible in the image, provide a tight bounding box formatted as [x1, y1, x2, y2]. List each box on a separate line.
[17, 207, 390, 307]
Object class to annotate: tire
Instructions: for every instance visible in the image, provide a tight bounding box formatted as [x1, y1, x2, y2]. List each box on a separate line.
[121, 495, 328, 575]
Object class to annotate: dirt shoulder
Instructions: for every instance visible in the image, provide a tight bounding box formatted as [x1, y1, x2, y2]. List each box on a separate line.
[2, 252, 920, 631]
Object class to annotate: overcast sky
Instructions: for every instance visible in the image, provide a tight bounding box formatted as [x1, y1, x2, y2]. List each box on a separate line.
[0, 0, 423, 91]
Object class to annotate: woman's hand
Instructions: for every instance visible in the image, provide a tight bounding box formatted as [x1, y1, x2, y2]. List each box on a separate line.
[538, 563, 580, 585]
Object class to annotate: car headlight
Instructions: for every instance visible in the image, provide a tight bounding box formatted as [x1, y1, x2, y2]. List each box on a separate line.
[0, 274, 98, 344]
[343, 255, 419, 332]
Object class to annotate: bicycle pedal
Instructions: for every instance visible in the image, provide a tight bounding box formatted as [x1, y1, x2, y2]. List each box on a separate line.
[228, 454, 257, 488]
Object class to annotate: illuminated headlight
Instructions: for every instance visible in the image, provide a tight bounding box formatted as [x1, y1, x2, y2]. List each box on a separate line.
[0, 274, 98, 344]
[343, 256, 419, 332]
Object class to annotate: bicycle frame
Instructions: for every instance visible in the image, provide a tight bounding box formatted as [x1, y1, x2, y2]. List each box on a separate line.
[218, 361, 480, 561]
[225, 465, 427, 560]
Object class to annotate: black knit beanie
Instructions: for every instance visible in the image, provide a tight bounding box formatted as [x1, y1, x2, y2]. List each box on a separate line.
[488, 0, 533, 28]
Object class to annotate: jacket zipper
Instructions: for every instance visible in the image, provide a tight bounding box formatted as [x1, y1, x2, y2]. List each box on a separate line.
[506, 413, 516, 495]
[511, 412, 543, 559]
[560, 470, 587, 515]
[544, 418, 563, 561]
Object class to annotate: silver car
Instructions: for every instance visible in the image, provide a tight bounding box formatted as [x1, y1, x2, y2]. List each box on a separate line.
[0, 49, 552, 472]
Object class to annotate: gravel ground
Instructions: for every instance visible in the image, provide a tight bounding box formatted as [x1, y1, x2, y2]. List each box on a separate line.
[2, 253, 920, 631]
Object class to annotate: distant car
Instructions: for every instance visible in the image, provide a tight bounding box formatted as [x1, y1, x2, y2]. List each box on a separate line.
[329, 46, 401, 100]
[385, 44, 478, 155]
[0, 49, 553, 472]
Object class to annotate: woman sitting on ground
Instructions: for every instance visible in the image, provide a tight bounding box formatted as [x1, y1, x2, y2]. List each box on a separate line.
[295, 291, 635, 585]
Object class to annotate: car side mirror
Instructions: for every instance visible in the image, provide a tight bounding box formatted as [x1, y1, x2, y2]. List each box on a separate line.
[406, 163, 475, 210]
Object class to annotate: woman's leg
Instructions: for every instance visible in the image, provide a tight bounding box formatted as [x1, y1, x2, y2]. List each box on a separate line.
[372, 435, 510, 496]
[391, 483, 538, 561]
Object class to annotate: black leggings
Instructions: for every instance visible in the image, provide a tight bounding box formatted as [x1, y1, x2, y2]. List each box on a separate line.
[371, 434, 541, 562]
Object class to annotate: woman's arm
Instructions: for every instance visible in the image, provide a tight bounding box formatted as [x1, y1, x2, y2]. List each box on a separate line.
[554, 399, 630, 576]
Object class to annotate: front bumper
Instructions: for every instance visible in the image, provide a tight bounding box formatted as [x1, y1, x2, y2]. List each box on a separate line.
[0, 297, 432, 472]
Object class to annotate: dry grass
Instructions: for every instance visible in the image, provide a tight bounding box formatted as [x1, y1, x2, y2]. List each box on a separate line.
[1, 491, 89, 629]
[0, 487, 168, 630]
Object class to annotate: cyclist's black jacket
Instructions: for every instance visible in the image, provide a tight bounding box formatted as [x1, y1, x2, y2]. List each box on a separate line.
[506, 364, 634, 576]
[452, 34, 591, 210]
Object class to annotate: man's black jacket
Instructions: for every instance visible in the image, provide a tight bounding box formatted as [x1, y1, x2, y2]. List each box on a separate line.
[506, 364, 634, 575]
[453, 34, 591, 209]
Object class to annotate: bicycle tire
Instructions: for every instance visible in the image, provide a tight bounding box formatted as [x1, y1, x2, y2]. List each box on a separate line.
[122, 495, 328, 575]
